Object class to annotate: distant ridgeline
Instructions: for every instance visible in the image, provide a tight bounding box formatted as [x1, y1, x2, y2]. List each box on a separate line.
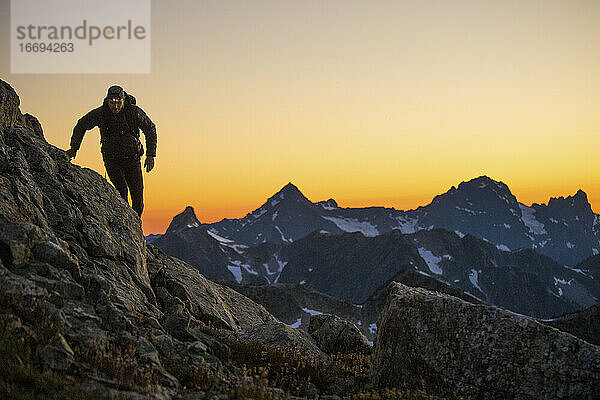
[155, 177, 600, 267]
[152, 177, 600, 321]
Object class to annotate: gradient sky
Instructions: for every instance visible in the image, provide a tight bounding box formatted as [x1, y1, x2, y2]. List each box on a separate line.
[1, 0, 600, 235]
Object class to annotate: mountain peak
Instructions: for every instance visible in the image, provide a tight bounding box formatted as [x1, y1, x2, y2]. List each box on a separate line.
[456, 176, 514, 198]
[270, 182, 308, 203]
[574, 189, 588, 202]
[281, 182, 301, 194]
[548, 189, 591, 213]
[166, 206, 201, 233]
[462, 175, 506, 189]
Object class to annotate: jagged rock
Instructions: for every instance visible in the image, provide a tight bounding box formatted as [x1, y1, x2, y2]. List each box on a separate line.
[240, 321, 325, 359]
[0, 80, 22, 128]
[23, 113, 43, 138]
[308, 314, 370, 355]
[372, 282, 600, 399]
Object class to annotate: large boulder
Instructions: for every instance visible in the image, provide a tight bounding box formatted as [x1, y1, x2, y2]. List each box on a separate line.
[240, 320, 325, 359]
[308, 314, 371, 355]
[372, 282, 600, 399]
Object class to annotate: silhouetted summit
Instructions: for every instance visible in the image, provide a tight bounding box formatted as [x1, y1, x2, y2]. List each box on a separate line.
[166, 205, 201, 233]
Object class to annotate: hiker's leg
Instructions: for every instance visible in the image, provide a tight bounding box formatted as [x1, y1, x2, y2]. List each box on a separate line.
[104, 160, 129, 202]
[124, 158, 144, 217]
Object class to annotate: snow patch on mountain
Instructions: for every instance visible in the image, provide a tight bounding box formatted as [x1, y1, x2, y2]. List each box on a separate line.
[220, 242, 248, 255]
[519, 204, 547, 235]
[273, 254, 288, 283]
[563, 265, 593, 279]
[275, 225, 292, 243]
[369, 323, 377, 334]
[322, 216, 379, 237]
[242, 264, 258, 275]
[469, 269, 483, 293]
[554, 277, 573, 286]
[395, 216, 419, 234]
[553, 276, 573, 297]
[227, 265, 242, 283]
[289, 318, 302, 329]
[418, 248, 443, 275]
[496, 244, 511, 252]
[228, 260, 258, 279]
[207, 230, 234, 243]
[302, 307, 323, 316]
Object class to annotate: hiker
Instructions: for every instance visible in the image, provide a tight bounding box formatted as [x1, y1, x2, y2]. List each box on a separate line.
[66, 85, 157, 217]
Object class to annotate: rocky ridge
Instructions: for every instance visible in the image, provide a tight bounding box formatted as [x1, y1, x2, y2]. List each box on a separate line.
[0, 80, 384, 399]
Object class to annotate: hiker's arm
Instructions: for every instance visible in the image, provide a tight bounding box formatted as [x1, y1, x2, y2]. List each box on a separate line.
[137, 107, 157, 157]
[69, 108, 101, 156]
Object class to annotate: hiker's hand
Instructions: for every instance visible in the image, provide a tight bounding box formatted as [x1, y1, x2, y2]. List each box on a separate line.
[144, 156, 155, 172]
[65, 148, 77, 160]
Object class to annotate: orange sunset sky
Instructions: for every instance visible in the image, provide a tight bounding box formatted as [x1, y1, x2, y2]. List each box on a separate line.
[1, 0, 600, 235]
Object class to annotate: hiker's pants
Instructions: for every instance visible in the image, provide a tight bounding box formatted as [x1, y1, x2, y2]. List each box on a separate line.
[104, 157, 144, 217]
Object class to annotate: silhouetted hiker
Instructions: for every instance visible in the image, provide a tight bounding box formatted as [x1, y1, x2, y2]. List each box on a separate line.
[66, 85, 157, 217]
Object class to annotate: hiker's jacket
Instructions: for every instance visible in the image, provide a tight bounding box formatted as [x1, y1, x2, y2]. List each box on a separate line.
[71, 94, 157, 160]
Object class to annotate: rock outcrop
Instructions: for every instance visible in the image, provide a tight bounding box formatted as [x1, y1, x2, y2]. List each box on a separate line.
[372, 282, 600, 399]
[0, 80, 337, 398]
[240, 320, 325, 359]
[308, 314, 371, 355]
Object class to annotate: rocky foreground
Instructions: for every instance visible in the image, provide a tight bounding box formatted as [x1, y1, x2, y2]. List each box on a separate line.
[1, 79, 599, 399]
[372, 283, 600, 399]
[0, 80, 378, 399]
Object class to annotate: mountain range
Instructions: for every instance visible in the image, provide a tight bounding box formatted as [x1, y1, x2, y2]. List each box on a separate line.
[152, 212, 599, 320]
[152, 177, 600, 267]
